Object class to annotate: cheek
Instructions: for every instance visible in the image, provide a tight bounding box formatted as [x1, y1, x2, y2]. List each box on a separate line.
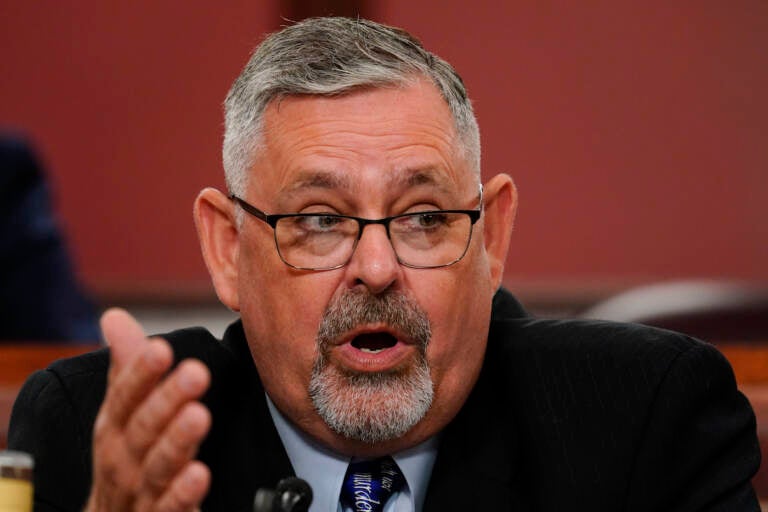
[418, 256, 494, 389]
[236, 250, 337, 389]
[238, 236, 326, 342]
[239, 281, 322, 411]
[241, 277, 322, 361]
[427, 307, 488, 380]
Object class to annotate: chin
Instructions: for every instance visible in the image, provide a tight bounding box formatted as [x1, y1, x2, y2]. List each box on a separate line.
[308, 358, 434, 444]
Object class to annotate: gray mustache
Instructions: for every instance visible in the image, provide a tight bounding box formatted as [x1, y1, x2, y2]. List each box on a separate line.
[316, 290, 432, 350]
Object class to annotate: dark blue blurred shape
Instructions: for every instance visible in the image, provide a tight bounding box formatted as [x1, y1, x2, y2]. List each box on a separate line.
[0, 134, 99, 343]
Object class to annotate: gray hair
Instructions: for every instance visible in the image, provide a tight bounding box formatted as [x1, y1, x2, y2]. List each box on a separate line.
[223, 17, 481, 197]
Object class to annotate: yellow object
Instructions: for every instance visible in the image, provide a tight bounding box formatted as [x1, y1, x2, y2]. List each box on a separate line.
[0, 478, 33, 511]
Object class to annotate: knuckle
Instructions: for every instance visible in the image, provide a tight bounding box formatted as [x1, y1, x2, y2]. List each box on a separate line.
[99, 464, 141, 497]
[160, 489, 189, 511]
[143, 438, 188, 489]
[156, 464, 209, 512]
[108, 378, 131, 408]
[92, 412, 111, 443]
[125, 403, 163, 453]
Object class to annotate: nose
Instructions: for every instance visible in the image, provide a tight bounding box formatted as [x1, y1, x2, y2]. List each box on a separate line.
[343, 223, 402, 295]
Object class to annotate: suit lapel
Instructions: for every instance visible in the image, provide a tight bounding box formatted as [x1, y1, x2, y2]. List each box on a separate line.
[423, 320, 531, 511]
[200, 321, 295, 511]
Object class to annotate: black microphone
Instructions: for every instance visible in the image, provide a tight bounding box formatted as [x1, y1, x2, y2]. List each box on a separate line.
[253, 477, 313, 512]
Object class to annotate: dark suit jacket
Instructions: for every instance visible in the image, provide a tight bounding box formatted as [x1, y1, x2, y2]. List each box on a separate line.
[9, 290, 761, 511]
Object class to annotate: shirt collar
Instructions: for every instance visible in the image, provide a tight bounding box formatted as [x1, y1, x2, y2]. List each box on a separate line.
[266, 395, 439, 512]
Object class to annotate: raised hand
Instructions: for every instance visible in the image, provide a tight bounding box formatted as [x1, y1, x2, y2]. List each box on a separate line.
[85, 309, 212, 512]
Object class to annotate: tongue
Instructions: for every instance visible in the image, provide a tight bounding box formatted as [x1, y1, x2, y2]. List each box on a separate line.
[352, 333, 397, 353]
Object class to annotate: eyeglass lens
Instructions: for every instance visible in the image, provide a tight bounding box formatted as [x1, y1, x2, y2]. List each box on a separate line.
[274, 212, 474, 269]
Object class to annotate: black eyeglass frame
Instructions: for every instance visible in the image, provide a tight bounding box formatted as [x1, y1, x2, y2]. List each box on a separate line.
[230, 189, 483, 271]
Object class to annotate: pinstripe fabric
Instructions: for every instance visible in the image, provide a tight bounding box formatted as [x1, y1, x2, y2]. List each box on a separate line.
[424, 316, 760, 510]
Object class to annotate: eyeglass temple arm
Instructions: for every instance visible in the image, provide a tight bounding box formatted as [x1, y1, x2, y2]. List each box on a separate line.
[231, 195, 269, 223]
[477, 183, 484, 210]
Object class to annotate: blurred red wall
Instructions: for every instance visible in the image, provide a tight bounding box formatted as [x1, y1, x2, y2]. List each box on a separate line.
[1, 2, 766, 300]
[375, 1, 768, 289]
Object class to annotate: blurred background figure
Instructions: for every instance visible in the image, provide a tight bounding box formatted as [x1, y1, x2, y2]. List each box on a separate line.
[0, 134, 99, 343]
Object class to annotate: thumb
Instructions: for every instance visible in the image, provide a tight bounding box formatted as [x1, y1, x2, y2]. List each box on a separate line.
[100, 308, 148, 373]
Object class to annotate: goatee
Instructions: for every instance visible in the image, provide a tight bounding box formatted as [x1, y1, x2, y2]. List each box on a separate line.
[309, 289, 433, 443]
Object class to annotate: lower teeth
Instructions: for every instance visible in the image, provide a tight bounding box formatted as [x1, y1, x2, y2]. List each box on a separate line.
[360, 347, 385, 354]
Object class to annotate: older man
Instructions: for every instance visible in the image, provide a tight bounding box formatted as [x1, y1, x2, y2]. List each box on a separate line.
[9, 17, 760, 512]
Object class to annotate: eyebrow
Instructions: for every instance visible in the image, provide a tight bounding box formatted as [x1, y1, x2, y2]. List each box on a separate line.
[394, 168, 452, 193]
[283, 167, 453, 195]
[284, 171, 352, 192]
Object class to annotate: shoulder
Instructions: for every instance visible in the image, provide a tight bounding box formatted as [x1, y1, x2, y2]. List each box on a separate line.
[487, 316, 723, 374]
[11, 323, 243, 428]
[13, 326, 227, 388]
[47, 324, 238, 378]
[482, 316, 742, 438]
[477, 318, 760, 508]
[485, 291, 718, 385]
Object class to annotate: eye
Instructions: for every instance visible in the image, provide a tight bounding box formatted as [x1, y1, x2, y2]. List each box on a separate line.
[415, 212, 448, 228]
[393, 211, 449, 232]
[304, 215, 344, 231]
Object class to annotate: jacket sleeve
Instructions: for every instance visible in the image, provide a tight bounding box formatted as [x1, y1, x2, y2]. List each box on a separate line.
[8, 368, 96, 512]
[627, 340, 761, 511]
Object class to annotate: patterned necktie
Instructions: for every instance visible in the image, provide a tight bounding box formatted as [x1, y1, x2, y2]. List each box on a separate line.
[340, 456, 405, 512]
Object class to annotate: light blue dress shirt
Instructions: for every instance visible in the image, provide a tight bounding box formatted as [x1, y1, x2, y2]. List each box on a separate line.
[266, 396, 439, 512]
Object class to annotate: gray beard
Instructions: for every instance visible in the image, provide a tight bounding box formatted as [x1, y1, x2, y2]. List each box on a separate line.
[308, 290, 434, 443]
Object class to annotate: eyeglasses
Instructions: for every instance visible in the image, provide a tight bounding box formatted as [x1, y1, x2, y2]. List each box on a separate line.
[230, 187, 483, 271]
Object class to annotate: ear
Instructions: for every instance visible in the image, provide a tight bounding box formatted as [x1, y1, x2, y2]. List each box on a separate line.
[481, 173, 518, 290]
[193, 188, 240, 311]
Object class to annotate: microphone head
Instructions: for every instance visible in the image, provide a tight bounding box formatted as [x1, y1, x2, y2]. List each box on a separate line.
[276, 477, 313, 511]
[253, 488, 277, 512]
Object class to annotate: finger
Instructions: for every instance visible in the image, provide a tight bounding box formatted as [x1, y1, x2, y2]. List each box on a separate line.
[101, 308, 149, 372]
[153, 461, 211, 512]
[140, 402, 211, 497]
[124, 359, 211, 459]
[99, 338, 174, 428]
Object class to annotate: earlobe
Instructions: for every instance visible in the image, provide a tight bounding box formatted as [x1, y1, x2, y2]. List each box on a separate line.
[481, 174, 518, 290]
[193, 188, 241, 311]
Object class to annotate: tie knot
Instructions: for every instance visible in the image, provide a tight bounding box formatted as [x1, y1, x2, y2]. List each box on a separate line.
[341, 456, 405, 512]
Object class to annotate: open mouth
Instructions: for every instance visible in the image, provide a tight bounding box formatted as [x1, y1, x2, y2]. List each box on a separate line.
[350, 332, 399, 354]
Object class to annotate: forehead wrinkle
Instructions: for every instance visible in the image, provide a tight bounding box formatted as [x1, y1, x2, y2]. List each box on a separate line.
[279, 167, 457, 201]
